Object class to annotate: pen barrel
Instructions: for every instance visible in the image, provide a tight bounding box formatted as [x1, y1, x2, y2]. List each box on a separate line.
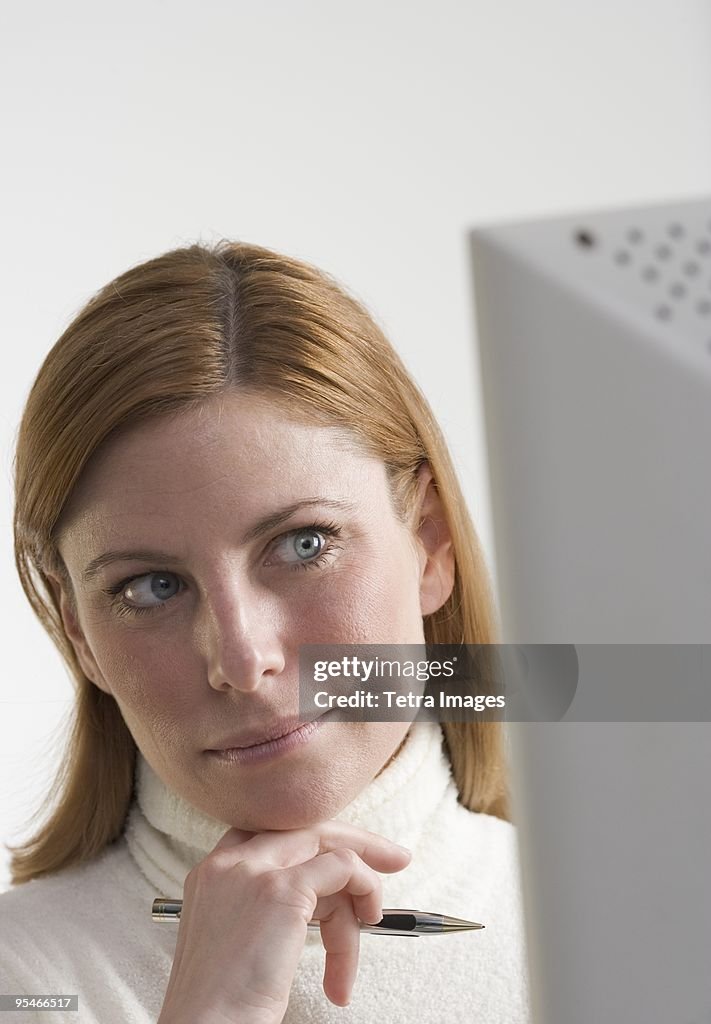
[150, 901, 420, 933]
[152, 900, 425, 933]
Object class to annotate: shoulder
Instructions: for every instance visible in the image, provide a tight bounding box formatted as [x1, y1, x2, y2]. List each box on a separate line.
[408, 787, 532, 1018]
[0, 840, 152, 984]
[432, 779, 522, 867]
[453, 798, 522, 870]
[0, 839, 143, 923]
[0, 841, 174, 1022]
[447, 799, 531, 1002]
[429, 784, 526, 914]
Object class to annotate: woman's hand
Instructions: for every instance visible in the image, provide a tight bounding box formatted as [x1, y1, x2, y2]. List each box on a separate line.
[157, 822, 412, 1024]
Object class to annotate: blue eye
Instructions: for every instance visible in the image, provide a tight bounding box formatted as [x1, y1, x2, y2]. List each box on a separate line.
[265, 523, 341, 573]
[103, 571, 182, 617]
[126, 573, 180, 603]
[280, 529, 326, 564]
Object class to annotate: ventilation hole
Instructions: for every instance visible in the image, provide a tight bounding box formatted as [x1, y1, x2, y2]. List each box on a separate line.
[668, 222, 685, 240]
[614, 249, 631, 265]
[574, 229, 596, 248]
[669, 282, 686, 299]
[627, 228, 644, 244]
[655, 244, 672, 260]
[655, 304, 673, 321]
[697, 300, 711, 316]
[642, 266, 659, 282]
[697, 239, 711, 256]
[683, 261, 700, 277]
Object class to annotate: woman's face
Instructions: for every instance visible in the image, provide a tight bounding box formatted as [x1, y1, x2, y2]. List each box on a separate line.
[50, 391, 455, 830]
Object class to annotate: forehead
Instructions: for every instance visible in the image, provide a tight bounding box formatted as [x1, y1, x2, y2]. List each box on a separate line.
[56, 392, 386, 541]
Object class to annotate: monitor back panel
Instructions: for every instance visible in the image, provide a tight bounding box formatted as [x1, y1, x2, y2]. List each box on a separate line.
[470, 196, 711, 1024]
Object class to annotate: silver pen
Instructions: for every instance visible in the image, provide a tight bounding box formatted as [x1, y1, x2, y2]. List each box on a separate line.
[152, 898, 484, 936]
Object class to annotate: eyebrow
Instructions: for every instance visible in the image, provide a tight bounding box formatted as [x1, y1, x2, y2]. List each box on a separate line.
[80, 498, 358, 584]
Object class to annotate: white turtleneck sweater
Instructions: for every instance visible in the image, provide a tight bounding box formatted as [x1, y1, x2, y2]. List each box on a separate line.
[0, 723, 532, 1023]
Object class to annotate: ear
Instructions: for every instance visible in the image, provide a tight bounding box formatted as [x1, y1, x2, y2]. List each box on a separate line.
[45, 571, 113, 696]
[413, 462, 456, 616]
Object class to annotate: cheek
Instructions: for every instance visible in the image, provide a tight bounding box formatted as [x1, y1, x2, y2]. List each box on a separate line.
[85, 625, 202, 722]
[292, 550, 421, 643]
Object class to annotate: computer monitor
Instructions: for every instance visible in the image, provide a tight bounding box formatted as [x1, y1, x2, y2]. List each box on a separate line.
[469, 195, 711, 1024]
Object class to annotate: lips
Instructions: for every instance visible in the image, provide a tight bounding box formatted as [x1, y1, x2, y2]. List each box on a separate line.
[208, 717, 315, 750]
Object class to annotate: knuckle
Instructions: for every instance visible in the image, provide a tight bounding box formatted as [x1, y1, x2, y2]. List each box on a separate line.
[185, 851, 254, 891]
[232, 857, 264, 881]
[333, 847, 360, 870]
[194, 852, 230, 880]
[261, 869, 316, 921]
[182, 861, 216, 899]
[183, 862, 205, 891]
[255, 867, 292, 902]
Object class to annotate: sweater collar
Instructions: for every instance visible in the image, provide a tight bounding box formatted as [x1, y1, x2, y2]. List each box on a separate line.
[124, 722, 454, 897]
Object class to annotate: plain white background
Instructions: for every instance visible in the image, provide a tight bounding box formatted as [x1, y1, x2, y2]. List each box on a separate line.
[1, 0, 709, 892]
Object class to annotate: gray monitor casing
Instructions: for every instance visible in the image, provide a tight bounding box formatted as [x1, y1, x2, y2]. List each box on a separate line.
[469, 195, 711, 1024]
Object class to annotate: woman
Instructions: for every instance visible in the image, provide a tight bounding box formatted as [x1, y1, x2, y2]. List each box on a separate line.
[1, 242, 531, 1023]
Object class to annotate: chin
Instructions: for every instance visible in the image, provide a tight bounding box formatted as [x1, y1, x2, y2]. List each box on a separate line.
[225, 787, 352, 833]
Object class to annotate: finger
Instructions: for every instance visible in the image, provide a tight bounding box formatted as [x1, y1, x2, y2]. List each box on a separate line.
[319, 899, 361, 1007]
[290, 848, 383, 923]
[229, 821, 412, 871]
[313, 878, 383, 930]
[311, 854, 383, 927]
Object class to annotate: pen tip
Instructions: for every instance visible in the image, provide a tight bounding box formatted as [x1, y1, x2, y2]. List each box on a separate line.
[441, 915, 485, 931]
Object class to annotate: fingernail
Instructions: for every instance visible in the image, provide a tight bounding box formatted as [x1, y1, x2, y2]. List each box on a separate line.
[396, 844, 412, 856]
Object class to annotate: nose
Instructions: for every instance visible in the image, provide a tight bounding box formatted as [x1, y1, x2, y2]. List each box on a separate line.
[201, 575, 286, 693]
